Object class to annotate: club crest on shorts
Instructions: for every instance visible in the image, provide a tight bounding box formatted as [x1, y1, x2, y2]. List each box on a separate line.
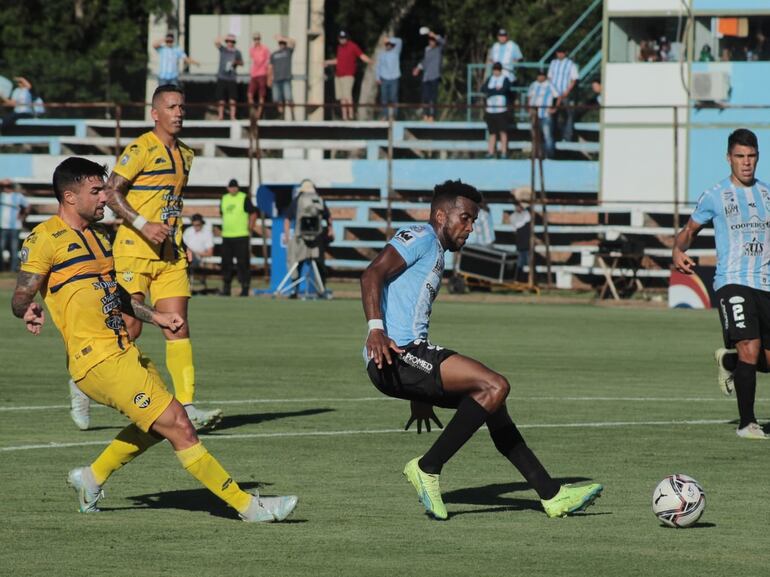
[133, 393, 151, 409]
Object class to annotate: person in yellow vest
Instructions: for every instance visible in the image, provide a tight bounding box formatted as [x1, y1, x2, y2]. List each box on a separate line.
[67, 84, 222, 433]
[220, 178, 257, 296]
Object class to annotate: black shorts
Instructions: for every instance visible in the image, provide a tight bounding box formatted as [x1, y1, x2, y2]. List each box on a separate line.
[716, 284, 770, 347]
[216, 79, 238, 102]
[366, 340, 459, 409]
[485, 112, 509, 136]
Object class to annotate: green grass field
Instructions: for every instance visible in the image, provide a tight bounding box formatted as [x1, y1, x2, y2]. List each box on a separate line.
[2, 291, 770, 577]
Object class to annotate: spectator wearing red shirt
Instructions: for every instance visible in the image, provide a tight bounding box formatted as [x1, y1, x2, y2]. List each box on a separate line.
[324, 31, 372, 120]
[249, 32, 271, 118]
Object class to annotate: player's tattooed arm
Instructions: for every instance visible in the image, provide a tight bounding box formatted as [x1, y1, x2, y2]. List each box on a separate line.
[104, 172, 170, 244]
[116, 285, 184, 332]
[12, 271, 47, 335]
[103, 173, 138, 222]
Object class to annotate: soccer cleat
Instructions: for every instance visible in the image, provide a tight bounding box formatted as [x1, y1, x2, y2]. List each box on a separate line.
[736, 422, 768, 439]
[403, 457, 448, 520]
[66, 466, 104, 513]
[541, 483, 603, 518]
[68, 379, 91, 431]
[239, 493, 298, 523]
[714, 348, 735, 396]
[184, 404, 223, 432]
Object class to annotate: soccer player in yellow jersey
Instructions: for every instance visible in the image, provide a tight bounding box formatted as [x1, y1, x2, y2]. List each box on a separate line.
[12, 157, 297, 522]
[67, 84, 222, 432]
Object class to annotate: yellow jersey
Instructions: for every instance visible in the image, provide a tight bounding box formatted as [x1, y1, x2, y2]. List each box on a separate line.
[112, 130, 194, 261]
[20, 216, 131, 380]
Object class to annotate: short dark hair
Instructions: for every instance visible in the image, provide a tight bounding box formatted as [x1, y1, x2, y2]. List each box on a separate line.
[52, 157, 107, 202]
[728, 128, 759, 153]
[431, 180, 483, 212]
[152, 84, 184, 107]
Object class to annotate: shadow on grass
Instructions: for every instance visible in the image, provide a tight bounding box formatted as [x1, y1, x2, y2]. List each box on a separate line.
[443, 477, 600, 518]
[657, 522, 716, 529]
[201, 408, 335, 433]
[104, 482, 306, 522]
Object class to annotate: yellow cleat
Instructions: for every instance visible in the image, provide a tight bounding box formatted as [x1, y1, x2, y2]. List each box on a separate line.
[403, 457, 448, 520]
[541, 483, 603, 518]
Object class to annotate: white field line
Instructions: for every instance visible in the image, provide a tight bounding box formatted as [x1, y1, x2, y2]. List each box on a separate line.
[0, 395, 760, 413]
[0, 418, 734, 453]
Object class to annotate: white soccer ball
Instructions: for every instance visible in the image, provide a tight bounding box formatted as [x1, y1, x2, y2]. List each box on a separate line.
[651, 474, 706, 528]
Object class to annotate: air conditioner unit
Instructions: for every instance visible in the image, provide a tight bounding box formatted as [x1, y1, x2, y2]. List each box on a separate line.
[691, 72, 730, 101]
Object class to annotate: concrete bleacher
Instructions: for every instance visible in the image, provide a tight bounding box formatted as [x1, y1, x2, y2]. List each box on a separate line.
[1, 118, 696, 290]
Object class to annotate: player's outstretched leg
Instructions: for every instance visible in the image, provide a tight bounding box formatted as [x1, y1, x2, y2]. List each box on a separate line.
[715, 348, 736, 396]
[486, 406, 603, 518]
[68, 379, 91, 431]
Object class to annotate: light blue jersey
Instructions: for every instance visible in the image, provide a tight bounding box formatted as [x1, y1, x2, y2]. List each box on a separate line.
[363, 225, 444, 361]
[691, 177, 770, 291]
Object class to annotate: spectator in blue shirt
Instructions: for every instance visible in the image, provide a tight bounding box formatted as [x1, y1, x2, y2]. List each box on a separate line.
[153, 33, 199, 87]
[547, 48, 579, 142]
[0, 178, 29, 271]
[2, 76, 34, 131]
[375, 37, 402, 120]
[527, 69, 559, 158]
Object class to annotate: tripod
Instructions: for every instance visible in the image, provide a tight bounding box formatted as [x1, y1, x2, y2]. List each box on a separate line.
[273, 257, 326, 298]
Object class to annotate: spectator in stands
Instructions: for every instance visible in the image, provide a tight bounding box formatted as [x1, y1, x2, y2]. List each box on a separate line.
[466, 198, 495, 246]
[0, 178, 29, 272]
[2, 76, 34, 130]
[699, 44, 715, 62]
[324, 31, 372, 121]
[482, 62, 512, 159]
[214, 34, 243, 120]
[511, 200, 531, 282]
[638, 40, 659, 62]
[488, 28, 523, 89]
[375, 36, 402, 120]
[270, 34, 296, 120]
[548, 48, 579, 143]
[220, 179, 257, 297]
[527, 68, 558, 159]
[248, 32, 271, 119]
[153, 33, 198, 87]
[658, 36, 672, 62]
[412, 27, 445, 122]
[183, 213, 215, 294]
[755, 31, 770, 61]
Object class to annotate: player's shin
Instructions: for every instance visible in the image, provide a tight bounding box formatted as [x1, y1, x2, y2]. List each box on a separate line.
[419, 396, 489, 474]
[175, 441, 252, 513]
[734, 361, 758, 428]
[166, 338, 195, 404]
[91, 424, 162, 485]
[488, 418, 560, 500]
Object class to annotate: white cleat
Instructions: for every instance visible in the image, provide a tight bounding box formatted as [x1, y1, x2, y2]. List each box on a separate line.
[184, 404, 223, 432]
[69, 379, 91, 430]
[736, 422, 768, 440]
[714, 348, 735, 396]
[239, 493, 298, 523]
[67, 466, 104, 513]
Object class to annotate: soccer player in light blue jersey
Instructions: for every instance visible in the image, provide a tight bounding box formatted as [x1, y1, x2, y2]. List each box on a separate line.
[360, 180, 603, 520]
[673, 128, 770, 439]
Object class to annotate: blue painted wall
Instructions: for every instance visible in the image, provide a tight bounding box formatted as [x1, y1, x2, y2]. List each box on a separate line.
[694, 0, 770, 11]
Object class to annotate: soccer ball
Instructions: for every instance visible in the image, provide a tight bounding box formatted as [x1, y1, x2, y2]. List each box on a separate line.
[651, 474, 706, 528]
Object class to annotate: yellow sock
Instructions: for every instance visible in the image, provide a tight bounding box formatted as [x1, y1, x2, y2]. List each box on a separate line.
[166, 338, 195, 405]
[91, 424, 161, 485]
[175, 442, 252, 513]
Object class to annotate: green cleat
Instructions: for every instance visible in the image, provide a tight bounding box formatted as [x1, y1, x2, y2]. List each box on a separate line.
[541, 483, 603, 518]
[403, 457, 448, 520]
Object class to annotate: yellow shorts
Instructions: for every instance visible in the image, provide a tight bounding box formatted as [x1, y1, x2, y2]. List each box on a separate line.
[77, 345, 173, 432]
[115, 255, 190, 305]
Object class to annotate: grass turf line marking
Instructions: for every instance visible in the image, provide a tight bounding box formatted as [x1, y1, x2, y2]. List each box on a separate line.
[0, 395, 762, 412]
[0, 418, 734, 452]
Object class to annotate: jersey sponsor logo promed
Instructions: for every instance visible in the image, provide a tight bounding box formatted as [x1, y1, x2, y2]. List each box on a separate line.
[401, 352, 433, 374]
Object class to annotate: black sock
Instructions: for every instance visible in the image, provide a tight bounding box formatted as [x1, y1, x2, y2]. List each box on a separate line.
[734, 361, 757, 428]
[487, 409, 560, 500]
[419, 396, 490, 475]
[757, 353, 770, 374]
[722, 351, 738, 372]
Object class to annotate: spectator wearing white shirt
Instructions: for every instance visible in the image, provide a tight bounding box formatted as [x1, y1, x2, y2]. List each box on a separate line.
[488, 28, 523, 86]
[153, 33, 198, 87]
[510, 200, 532, 282]
[482, 62, 512, 159]
[2, 76, 34, 130]
[0, 178, 29, 271]
[547, 48, 579, 142]
[527, 69, 559, 158]
[183, 213, 215, 286]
